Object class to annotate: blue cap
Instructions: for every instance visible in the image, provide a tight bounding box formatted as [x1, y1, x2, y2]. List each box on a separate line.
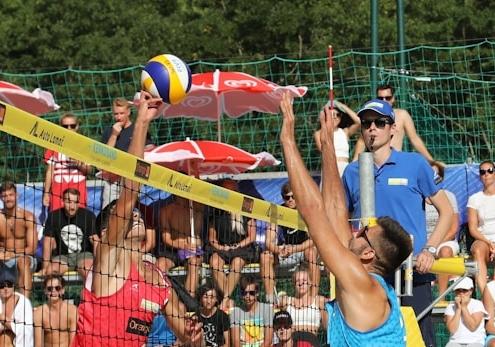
[357, 99, 395, 122]
[0, 268, 17, 285]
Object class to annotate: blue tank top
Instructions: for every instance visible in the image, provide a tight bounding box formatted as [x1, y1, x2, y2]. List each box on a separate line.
[147, 311, 177, 346]
[325, 273, 406, 347]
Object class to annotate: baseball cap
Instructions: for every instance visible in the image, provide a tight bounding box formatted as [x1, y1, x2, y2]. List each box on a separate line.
[325, 100, 347, 115]
[357, 99, 395, 122]
[273, 310, 293, 326]
[453, 277, 474, 291]
[0, 268, 17, 285]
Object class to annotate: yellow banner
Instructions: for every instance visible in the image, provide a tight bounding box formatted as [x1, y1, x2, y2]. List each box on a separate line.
[0, 102, 307, 231]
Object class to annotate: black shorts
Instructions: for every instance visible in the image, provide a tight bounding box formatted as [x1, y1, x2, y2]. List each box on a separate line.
[204, 243, 258, 264]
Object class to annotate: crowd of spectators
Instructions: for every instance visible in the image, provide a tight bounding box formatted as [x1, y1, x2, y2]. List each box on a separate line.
[4, 87, 495, 347]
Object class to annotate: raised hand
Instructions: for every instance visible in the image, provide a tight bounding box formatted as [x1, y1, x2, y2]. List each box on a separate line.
[318, 103, 338, 150]
[279, 91, 296, 144]
[137, 90, 162, 122]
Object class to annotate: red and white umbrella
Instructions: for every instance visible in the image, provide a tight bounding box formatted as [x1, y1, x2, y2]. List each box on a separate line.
[96, 138, 280, 183]
[0, 81, 60, 115]
[132, 69, 307, 140]
[144, 137, 280, 176]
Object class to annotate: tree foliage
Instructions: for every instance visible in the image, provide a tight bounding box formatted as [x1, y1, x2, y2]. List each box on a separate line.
[1, 0, 493, 73]
[1, 0, 494, 182]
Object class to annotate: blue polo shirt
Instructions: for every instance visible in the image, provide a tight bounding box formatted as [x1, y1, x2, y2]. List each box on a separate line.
[342, 148, 441, 256]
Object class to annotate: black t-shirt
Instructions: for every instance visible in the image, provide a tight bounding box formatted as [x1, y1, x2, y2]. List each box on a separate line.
[193, 309, 230, 347]
[278, 225, 309, 245]
[101, 123, 153, 151]
[43, 208, 97, 257]
[209, 208, 249, 246]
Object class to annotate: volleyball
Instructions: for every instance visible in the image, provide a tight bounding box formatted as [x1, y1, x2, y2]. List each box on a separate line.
[141, 54, 192, 105]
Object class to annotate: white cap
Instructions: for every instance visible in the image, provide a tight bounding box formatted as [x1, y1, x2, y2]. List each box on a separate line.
[453, 277, 474, 291]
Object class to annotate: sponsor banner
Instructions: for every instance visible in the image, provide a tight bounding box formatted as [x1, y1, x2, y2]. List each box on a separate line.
[0, 102, 306, 231]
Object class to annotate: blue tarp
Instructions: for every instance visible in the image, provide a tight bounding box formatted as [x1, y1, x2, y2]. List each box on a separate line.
[5, 164, 482, 257]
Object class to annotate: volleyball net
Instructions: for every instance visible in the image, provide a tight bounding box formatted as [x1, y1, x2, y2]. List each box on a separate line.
[1, 40, 493, 345]
[2, 40, 495, 185]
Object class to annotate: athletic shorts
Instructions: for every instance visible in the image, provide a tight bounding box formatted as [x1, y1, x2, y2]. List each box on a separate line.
[437, 240, 460, 256]
[4, 255, 38, 273]
[278, 251, 306, 267]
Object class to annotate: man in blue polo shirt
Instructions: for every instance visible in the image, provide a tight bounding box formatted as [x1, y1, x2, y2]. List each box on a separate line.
[342, 99, 453, 347]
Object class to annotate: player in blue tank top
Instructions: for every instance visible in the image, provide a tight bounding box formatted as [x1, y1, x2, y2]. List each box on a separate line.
[279, 93, 413, 347]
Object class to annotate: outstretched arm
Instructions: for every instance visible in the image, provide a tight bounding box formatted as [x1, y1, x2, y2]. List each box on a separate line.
[280, 92, 367, 287]
[319, 107, 353, 247]
[280, 92, 388, 331]
[94, 91, 161, 281]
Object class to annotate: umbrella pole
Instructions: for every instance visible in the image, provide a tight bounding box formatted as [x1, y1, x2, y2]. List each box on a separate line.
[214, 69, 222, 142]
[328, 45, 334, 112]
[217, 118, 221, 142]
[187, 160, 201, 243]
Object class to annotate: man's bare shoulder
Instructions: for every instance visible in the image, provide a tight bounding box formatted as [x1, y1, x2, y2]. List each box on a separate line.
[393, 108, 412, 120]
[338, 273, 391, 329]
[33, 304, 45, 315]
[16, 207, 36, 222]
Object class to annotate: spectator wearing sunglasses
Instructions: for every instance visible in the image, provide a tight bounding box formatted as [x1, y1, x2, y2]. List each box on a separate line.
[230, 274, 274, 347]
[314, 99, 361, 177]
[341, 99, 453, 346]
[269, 311, 315, 347]
[260, 182, 319, 305]
[352, 84, 433, 163]
[43, 113, 92, 212]
[33, 274, 77, 347]
[0, 268, 34, 347]
[467, 160, 495, 293]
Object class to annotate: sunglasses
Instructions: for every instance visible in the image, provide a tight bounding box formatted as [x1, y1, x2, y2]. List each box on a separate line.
[294, 280, 309, 286]
[241, 290, 258, 296]
[276, 325, 292, 331]
[377, 95, 393, 101]
[0, 281, 14, 289]
[283, 194, 295, 201]
[359, 226, 380, 260]
[46, 285, 62, 292]
[479, 168, 495, 176]
[361, 118, 393, 130]
[61, 123, 77, 129]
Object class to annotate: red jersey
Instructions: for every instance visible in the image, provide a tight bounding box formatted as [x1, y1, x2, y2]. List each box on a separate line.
[44, 149, 87, 211]
[71, 262, 171, 347]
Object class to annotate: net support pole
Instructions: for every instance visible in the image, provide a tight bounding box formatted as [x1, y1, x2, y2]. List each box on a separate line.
[358, 152, 375, 222]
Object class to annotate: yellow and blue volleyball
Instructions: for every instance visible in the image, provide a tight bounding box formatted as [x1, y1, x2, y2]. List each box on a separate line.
[141, 54, 192, 104]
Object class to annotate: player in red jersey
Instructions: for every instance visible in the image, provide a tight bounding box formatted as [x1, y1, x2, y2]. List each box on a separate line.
[71, 91, 203, 347]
